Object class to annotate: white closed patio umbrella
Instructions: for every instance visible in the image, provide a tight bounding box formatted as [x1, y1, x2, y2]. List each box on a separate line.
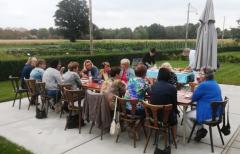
[193, 0, 218, 70]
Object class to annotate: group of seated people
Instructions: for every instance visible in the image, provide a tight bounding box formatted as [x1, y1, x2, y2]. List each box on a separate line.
[20, 56, 222, 142]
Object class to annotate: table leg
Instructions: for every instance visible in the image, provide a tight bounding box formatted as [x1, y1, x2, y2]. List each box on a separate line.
[182, 106, 187, 144]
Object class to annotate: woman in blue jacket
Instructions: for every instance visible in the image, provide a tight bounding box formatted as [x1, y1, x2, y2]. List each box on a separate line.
[186, 67, 222, 141]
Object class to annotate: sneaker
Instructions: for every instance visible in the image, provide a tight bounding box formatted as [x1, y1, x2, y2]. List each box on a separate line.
[194, 128, 208, 142]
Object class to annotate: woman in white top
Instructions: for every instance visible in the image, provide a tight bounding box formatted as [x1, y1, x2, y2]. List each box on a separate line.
[63, 61, 82, 90]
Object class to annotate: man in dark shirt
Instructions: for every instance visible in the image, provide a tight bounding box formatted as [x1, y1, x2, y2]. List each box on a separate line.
[142, 48, 157, 68]
[150, 67, 178, 139]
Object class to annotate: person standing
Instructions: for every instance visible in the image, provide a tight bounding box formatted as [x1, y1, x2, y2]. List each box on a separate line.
[182, 48, 196, 71]
[142, 48, 157, 68]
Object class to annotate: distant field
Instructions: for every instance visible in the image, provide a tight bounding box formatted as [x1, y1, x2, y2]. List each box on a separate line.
[0, 39, 239, 61]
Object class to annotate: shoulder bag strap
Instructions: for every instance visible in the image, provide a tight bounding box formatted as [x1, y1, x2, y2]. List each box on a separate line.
[226, 100, 230, 127]
[113, 96, 118, 121]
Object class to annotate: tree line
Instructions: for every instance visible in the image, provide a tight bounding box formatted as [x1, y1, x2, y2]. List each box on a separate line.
[0, 24, 238, 40]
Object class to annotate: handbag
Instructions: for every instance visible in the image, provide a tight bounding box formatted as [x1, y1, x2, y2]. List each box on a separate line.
[110, 96, 121, 136]
[36, 105, 47, 119]
[221, 99, 231, 136]
[154, 146, 171, 154]
[67, 114, 79, 129]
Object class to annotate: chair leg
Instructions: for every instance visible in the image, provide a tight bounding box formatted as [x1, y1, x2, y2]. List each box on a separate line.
[188, 122, 197, 143]
[26, 92, 30, 102]
[60, 105, 64, 118]
[12, 93, 17, 107]
[101, 125, 103, 140]
[217, 124, 224, 145]
[153, 130, 158, 145]
[171, 127, 177, 149]
[65, 111, 72, 131]
[133, 128, 137, 148]
[19, 93, 22, 110]
[115, 133, 120, 142]
[143, 129, 152, 153]
[46, 98, 49, 116]
[28, 95, 32, 110]
[78, 111, 82, 134]
[142, 124, 147, 139]
[209, 126, 214, 153]
[89, 122, 95, 134]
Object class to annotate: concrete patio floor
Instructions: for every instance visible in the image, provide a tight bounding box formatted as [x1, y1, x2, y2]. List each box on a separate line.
[0, 84, 240, 154]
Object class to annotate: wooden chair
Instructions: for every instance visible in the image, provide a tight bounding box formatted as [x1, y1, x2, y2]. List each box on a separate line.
[37, 82, 52, 116]
[188, 97, 229, 153]
[25, 79, 39, 110]
[64, 88, 85, 134]
[143, 102, 177, 153]
[115, 96, 146, 148]
[58, 84, 72, 118]
[9, 76, 29, 110]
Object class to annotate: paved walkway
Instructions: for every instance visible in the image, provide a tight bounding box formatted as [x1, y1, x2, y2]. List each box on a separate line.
[0, 84, 240, 154]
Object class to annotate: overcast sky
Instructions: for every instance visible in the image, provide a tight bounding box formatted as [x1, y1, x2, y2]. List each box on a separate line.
[0, 0, 239, 30]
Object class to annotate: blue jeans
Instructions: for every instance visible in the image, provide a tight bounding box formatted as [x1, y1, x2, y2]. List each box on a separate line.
[46, 90, 60, 104]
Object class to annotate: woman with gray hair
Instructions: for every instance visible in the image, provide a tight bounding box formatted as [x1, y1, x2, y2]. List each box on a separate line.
[120, 58, 135, 83]
[186, 67, 222, 142]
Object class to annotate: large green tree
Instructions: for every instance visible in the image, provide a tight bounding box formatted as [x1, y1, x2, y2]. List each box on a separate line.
[54, 0, 89, 42]
[133, 26, 148, 39]
[147, 23, 166, 39]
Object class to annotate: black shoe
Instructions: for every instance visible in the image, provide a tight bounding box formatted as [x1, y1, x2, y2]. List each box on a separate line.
[194, 128, 208, 142]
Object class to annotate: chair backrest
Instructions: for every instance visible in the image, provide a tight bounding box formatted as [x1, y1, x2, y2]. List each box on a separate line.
[131, 58, 143, 68]
[58, 84, 72, 101]
[143, 102, 173, 129]
[64, 88, 85, 109]
[9, 76, 20, 92]
[37, 82, 46, 97]
[115, 96, 139, 118]
[210, 97, 229, 122]
[25, 79, 37, 96]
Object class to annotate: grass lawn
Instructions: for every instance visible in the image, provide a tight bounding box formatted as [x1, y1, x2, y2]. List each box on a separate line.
[0, 80, 13, 102]
[0, 136, 32, 154]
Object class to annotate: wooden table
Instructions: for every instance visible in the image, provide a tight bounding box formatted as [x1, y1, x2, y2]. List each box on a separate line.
[82, 81, 102, 92]
[177, 90, 192, 144]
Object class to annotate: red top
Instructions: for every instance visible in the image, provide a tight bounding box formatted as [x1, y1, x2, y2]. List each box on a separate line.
[121, 69, 127, 83]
